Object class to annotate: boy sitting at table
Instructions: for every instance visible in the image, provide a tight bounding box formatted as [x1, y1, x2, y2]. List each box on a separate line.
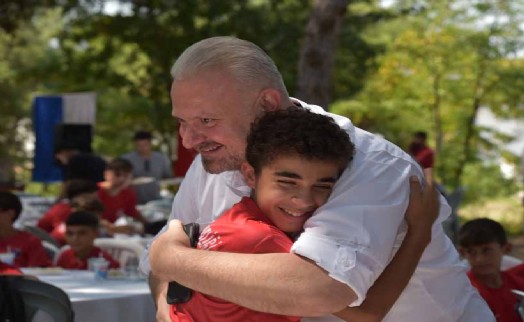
[0, 191, 51, 267]
[170, 108, 440, 322]
[37, 179, 99, 245]
[97, 158, 145, 233]
[459, 218, 524, 322]
[56, 211, 120, 270]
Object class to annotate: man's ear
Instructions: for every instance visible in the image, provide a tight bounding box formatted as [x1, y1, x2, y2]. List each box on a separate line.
[258, 88, 281, 112]
[240, 162, 257, 189]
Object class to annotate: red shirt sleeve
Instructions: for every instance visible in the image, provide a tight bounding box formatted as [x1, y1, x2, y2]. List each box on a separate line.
[37, 202, 71, 232]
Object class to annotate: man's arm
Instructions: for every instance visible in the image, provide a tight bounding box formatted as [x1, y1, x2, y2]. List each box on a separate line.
[334, 170, 439, 322]
[148, 167, 429, 317]
[149, 234, 355, 316]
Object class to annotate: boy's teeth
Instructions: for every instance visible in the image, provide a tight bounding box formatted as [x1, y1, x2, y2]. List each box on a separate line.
[283, 209, 304, 217]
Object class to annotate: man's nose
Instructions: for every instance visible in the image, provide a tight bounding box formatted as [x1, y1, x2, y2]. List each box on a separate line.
[179, 125, 205, 149]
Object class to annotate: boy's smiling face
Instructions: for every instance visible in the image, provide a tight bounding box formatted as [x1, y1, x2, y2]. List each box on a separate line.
[242, 155, 341, 233]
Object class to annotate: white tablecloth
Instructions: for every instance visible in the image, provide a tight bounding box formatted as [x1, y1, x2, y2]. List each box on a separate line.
[22, 269, 156, 322]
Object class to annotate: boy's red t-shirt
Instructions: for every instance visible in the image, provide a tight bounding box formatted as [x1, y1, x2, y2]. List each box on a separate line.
[56, 246, 120, 270]
[468, 264, 524, 322]
[170, 197, 299, 322]
[97, 186, 140, 223]
[0, 231, 51, 267]
[37, 201, 72, 245]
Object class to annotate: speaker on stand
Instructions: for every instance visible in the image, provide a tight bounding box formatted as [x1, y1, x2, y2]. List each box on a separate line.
[54, 124, 93, 152]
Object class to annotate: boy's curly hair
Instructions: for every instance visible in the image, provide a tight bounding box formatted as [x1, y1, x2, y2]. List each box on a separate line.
[246, 107, 355, 174]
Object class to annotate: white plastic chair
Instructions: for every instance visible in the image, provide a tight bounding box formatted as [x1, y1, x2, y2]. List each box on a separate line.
[24, 225, 60, 248]
[53, 245, 71, 266]
[41, 240, 60, 263]
[93, 238, 145, 268]
[501, 254, 523, 271]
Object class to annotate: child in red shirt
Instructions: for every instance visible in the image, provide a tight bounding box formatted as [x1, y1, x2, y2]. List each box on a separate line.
[56, 211, 119, 270]
[97, 158, 145, 230]
[459, 218, 524, 322]
[0, 191, 51, 267]
[37, 179, 99, 245]
[170, 108, 440, 322]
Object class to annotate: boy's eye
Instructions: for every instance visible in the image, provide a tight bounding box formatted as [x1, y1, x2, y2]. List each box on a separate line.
[277, 180, 295, 186]
[314, 185, 333, 191]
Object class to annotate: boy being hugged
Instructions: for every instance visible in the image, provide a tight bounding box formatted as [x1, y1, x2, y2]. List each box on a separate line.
[459, 218, 524, 322]
[56, 211, 119, 270]
[170, 107, 440, 322]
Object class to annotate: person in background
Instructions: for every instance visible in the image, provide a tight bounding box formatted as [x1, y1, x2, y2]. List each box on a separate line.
[459, 218, 524, 322]
[54, 144, 106, 184]
[98, 158, 145, 231]
[56, 211, 119, 270]
[71, 190, 138, 236]
[408, 131, 435, 169]
[0, 191, 50, 267]
[122, 131, 173, 205]
[37, 179, 99, 245]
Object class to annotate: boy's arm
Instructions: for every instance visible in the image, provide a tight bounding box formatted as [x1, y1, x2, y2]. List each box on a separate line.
[334, 170, 439, 322]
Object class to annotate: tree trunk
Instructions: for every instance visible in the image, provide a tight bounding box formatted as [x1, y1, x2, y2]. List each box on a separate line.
[431, 73, 444, 180]
[451, 55, 488, 188]
[295, 0, 349, 110]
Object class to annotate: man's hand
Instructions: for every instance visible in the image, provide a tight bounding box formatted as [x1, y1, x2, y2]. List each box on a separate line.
[149, 274, 171, 322]
[149, 219, 192, 321]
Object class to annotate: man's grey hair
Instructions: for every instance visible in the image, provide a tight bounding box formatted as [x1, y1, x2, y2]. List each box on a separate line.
[170, 36, 289, 96]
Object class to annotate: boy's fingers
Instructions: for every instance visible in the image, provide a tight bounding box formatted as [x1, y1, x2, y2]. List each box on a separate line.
[409, 176, 422, 199]
[423, 168, 434, 189]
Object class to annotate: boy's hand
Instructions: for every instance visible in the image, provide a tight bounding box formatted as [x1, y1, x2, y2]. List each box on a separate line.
[406, 168, 440, 243]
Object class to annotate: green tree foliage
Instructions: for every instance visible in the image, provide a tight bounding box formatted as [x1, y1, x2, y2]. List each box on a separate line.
[51, 0, 312, 157]
[0, 8, 63, 180]
[332, 0, 524, 201]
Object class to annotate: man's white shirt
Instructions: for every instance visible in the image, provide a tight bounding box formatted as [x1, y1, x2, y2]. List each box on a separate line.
[141, 99, 494, 322]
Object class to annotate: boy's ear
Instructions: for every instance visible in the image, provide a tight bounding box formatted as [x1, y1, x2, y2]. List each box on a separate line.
[503, 243, 513, 254]
[240, 162, 257, 189]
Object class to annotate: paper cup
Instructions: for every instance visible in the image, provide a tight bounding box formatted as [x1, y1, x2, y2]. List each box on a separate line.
[0, 252, 15, 265]
[89, 258, 109, 280]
